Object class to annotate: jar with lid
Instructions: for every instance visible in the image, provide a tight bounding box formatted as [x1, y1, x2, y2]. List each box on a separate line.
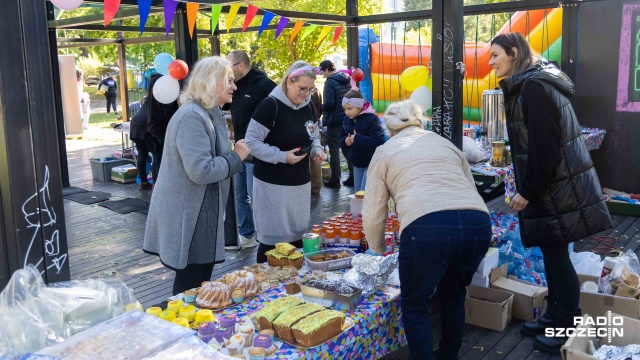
[491, 141, 506, 167]
[325, 226, 336, 244]
[349, 228, 361, 246]
[339, 226, 350, 244]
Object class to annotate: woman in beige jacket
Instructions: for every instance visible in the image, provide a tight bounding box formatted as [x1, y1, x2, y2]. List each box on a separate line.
[362, 100, 491, 360]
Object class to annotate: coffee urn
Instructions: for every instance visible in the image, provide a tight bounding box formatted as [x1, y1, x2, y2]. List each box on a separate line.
[480, 88, 506, 150]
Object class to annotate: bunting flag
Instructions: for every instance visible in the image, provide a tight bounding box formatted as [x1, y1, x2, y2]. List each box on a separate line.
[274, 17, 290, 40]
[300, 24, 318, 40]
[104, 0, 121, 26]
[186, 2, 199, 39]
[163, 0, 178, 36]
[315, 25, 332, 46]
[242, 4, 260, 32]
[137, 0, 152, 34]
[331, 26, 343, 45]
[227, 4, 241, 32]
[211, 4, 222, 34]
[258, 11, 276, 37]
[289, 21, 305, 43]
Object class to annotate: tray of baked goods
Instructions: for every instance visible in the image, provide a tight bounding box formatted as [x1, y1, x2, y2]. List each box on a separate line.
[249, 296, 355, 349]
[304, 249, 356, 271]
[243, 263, 301, 289]
[191, 270, 264, 312]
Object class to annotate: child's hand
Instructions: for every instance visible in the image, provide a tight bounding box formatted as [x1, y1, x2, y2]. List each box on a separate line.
[345, 131, 356, 146]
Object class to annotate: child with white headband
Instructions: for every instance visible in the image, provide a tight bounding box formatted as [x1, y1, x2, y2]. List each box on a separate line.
[339, 90, 385, 192]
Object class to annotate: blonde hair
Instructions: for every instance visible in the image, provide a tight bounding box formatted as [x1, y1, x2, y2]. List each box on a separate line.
[179, 56, 233, 109]
[384, 100, 426, 133]
[280, 60, 317, 92]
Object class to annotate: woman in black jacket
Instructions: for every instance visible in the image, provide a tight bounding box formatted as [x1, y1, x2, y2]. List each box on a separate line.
[145, 74, 179, 183]
[489, 32, 611, 355]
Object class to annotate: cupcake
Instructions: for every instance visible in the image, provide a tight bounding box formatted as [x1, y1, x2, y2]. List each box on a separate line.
[198, 333, 213, 344]
[248, 347, 266, 360]
[258, 329, 275, 342]
[253, 335, 272, 349]
[198, 322, 216, 336]
[213, 326, 232, 344]
[145, 306, 162, 317]
[231, 288, 245, 303]
[219, 314, 237, 330]
[265, 345, 278, 357]
[172, 317, 190, 328]
[238, 319, 255, 347]
[166, 299, 183, 313]
[225, 333, 246, 356]
[184, 289, 198, 303]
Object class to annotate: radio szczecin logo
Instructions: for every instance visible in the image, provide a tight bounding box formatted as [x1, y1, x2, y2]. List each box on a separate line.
[545, 311, 623, 343]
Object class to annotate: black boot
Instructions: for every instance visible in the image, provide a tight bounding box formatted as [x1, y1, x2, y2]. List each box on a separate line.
[324, 178, 340, 188]
[533, 309, 582, 355]
[521, 299, 558, 337]
[342, 175, 354, 186]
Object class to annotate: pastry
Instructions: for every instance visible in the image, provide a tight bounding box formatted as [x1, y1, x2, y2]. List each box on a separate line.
[310, 270, 326, 279]
[265, 249, 304, 269]
[219, 314, 237, 329]
[196, 281, 233, 309]
[225, 333, 245, 355]
[238, 318, 255, 347]
[254, 296, 304, 330]
[223, 270, 261, 298]
[276, 242, 297, 256]
[292, 310, 346, 347]
[253, 335, 272, 349]
[183, 289, 197, 303]
[304, 279, 354, 295]
[258, 329, 275, 340]
[272, 303, 324, 341]
[282, 265, 299, 277]
[198, 322, 216, 336]
[355, 190, 365, 199]
[213, 326, 232, 344]
[265, 345, 277, 357]
[285, 282, 301, 295]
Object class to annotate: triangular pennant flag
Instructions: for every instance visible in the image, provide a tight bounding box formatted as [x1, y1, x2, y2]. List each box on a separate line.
[315, 25, 332, 46]
[274, 17, 290, 40]
[137, 0, 152, 34]
[186, 2, 199, 39]
[227, 4, 240, 32]
[289, 21, 305, 43]
[258, 11, 276, 37]
[164, 0, 179, 36]
[211, 4, 222, 34]
[242, 4, 259, 32]
[331, 26, 343, 45]
[104, 0, 121, 26]
[300, 24, 319, 40]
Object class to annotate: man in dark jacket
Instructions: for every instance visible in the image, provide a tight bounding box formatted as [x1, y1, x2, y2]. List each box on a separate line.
[224, 50, 277, 250]
[319, 60, 353, 188]
[97, 75, 118, 115]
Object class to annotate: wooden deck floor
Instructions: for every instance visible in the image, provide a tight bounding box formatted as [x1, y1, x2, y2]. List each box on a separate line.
[63, 143, 640, 360]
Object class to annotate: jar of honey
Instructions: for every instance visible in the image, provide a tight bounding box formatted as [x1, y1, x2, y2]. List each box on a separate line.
[339, 226, 350, 244]
[349, 228, 361, 246]
[312, 225, 321, 236]
[491, 141, 506, 167]
[325, 226, 336, 244]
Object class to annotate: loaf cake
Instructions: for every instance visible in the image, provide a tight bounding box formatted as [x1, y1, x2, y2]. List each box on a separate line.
[304, 279, 354, 295]
[265, 249, 304, 269]
[254, 296, 304, 330]
[285, 282, 301, 294]
[276, 242, 297, 256]
[291, 310, 346, 347]
[272, 303, 325, 341]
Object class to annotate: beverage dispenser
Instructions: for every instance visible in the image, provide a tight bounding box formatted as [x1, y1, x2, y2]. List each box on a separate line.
[480, 88, 506, 150]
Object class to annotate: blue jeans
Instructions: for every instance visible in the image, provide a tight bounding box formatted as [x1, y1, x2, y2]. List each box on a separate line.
[399, 210, 491, 360]
[234, 162, 254, 238]
[353, 166, 367, 192]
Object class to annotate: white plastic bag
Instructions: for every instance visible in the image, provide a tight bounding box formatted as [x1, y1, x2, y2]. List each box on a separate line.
[570, 250, 604, 277]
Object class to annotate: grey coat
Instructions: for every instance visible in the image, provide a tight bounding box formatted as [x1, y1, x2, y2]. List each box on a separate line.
[143, 102, 243, 270]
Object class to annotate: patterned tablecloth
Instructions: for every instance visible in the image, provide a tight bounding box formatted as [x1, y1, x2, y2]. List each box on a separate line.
[470, 127, 606, 203]
[214, 271, 406, 359]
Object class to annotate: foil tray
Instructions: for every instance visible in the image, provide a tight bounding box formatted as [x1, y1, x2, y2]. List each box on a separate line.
[299, 282, 363, 311]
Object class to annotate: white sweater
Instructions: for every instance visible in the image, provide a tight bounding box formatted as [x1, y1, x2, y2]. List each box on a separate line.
[362, 127, 489, 254]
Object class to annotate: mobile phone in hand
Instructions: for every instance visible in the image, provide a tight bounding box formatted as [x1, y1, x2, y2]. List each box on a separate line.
[294, 144, 312, 156]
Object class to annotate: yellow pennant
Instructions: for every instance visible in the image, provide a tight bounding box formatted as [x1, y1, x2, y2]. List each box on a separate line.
[227, 4, 241, 32]
[315, 26, 332, 46]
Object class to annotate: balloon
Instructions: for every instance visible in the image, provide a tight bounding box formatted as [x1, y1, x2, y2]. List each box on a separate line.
[152, 75, 180, 104]
[168, 60, 189, 80]
[400, 65, 429, 92]
[425, 75, 433, 91]
[51, 0, 84, 10]
[409, 86, 432, 112]
[154, 53, 175, 76]
[351, 68, 364, 82]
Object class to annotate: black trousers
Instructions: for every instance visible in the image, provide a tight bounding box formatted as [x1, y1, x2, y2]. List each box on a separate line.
[105, 92, 117, 113]
[256, 240, 303, 264]
[539, 243, 580, 314]
[172, 262, 215, 295]
[132, 139, 149, 182]
[148, 136, 164, 183]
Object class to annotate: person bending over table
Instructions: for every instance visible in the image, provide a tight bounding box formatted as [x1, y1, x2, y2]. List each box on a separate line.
[143, 56, 250, 295]
[362, 100, 491, 360]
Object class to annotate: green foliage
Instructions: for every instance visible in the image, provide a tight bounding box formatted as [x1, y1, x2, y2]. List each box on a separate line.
[76, 54, 102, 76]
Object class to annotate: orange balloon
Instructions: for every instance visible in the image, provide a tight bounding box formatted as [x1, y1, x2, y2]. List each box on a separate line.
[168, 60, 189, 80]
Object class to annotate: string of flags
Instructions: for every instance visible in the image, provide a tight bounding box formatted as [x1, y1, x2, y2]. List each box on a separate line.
[97, 0, 344, 45]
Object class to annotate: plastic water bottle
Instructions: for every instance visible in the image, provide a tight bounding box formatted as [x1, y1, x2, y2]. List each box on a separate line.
[499, 241, 513, 266]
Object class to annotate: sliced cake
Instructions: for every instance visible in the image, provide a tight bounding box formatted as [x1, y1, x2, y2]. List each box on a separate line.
[254, 296, 304, 330]
[272, 303, 325, 341]
[275, 242, 297, 256]
[292, 310, 346, 347]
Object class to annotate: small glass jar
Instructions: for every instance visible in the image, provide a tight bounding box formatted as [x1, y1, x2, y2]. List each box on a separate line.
[491, 141, 506, 167]
[325, 226, 336, 244]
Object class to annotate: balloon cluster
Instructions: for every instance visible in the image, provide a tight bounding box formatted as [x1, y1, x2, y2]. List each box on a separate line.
[400, 66, 432, 112]
[152, 53, 189, 104]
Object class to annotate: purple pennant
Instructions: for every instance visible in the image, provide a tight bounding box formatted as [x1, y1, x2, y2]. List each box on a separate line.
[274, 17, 290, 40]
[138, 0, 152, 34]
[164, 0, 178, 37]
[258, 11, 276, 37]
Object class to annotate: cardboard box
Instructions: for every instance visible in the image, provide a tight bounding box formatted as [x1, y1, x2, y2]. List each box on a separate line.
[349, 195, 363, 216]
[465, 286, 513, 331]
[471, 264, 508, 290]
[561, 313, 640, 360]
[492, 276, 548, 321]
[471, 272, 490, 288]
[577, 274, 640, 319]
[475, 247, 499, 278]
[111, 165, 138, 184]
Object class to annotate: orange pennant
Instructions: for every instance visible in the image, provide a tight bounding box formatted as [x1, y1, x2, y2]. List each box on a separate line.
[289, 21, 305, 44]
[104, 0, 121, 26]
[186, 2, 199, 39]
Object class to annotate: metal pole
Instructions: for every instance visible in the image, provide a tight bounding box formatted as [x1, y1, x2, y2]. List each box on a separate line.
[346, 0, 359, 69]
[561, 3, 579, 87]
[210, 31, 221, 56]
[116, 21, 129, 121]
[431, 0, 463, 149]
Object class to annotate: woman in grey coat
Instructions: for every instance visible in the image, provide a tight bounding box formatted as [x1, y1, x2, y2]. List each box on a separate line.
[143, 57, 250, 294]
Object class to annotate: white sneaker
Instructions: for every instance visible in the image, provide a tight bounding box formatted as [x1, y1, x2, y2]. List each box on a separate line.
[240, 235, 258, 249]
[225, 245, 239, 250]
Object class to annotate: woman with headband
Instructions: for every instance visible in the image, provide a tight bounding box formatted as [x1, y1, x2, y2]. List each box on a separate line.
[245, 60, 326, 263]
[339, 90, 385, 192]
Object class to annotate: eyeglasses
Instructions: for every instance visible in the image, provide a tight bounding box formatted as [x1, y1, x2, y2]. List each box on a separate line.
[291, 82, 317, 95]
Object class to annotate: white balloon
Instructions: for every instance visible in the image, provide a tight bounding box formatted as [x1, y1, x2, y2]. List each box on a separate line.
[51, 0, 84, 10]
[152, 75, 180, 104]
[409, 85, 432, 112]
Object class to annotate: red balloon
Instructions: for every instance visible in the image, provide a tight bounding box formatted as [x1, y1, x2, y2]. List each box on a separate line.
[168, 60, 189, 80]
[351, 68, 364, 82]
